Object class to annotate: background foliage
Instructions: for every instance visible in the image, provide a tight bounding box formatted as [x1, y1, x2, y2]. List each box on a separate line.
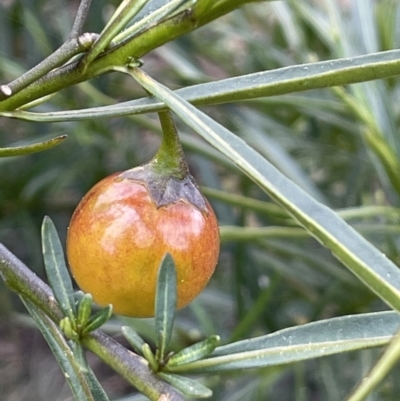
[1, 0, 400, 400]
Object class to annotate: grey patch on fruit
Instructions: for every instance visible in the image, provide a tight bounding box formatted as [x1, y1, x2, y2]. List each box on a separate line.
[120, 166, 208, 213]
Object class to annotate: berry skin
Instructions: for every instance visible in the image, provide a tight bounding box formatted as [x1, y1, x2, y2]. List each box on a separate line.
[66, 172, 220, 317]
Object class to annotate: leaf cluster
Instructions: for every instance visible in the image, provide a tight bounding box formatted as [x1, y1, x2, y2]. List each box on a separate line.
[1, 0, 400, 400]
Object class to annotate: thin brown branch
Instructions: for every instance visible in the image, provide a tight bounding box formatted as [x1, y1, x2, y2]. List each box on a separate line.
[70, 0, 93, 38]
[0, 243, 185, 401]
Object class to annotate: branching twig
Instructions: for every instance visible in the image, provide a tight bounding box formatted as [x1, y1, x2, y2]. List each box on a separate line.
[69, 0, 93, 38]
[0, 0, 255, 112]
[0, 33, 98, 102]
[0, 244, 63, 322]
[0, 0, 96, 102]
[0, 243, 185, 401]
[78, 0, 148, 73]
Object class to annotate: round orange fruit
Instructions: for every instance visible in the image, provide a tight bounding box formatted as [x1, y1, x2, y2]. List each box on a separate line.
[66, 171, 220, 317]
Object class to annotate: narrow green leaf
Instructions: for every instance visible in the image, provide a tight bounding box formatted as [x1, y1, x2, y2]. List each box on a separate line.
[0, 135, 67, 157]
[203, 187, 400, 223]
[74, 290, 86, 305]
[113, 0, 196, 44]
[60, 316, 79, 341]
[22, 298, 96, 401]
[71, 342, 111, 401]
[201, 187, 291, 220]
[83, 365, 111, 401]
[77, 293, 93, 329]
[80, 0, 149, 69]
[22, 8, 53, 55]
[229, 282, 278, 343]
[127, 67, 400, 312]
[155, 253, 177, 359]
[6, 49, 400, 122]
[142, 343, 159, 371]
[346, 327, 400, 401]
[158, 372, 212, 398]
[220, 224, 400, 242]
[166, 311, 400, 373]
[41, 216, 76, 319]
[82, 305, 113, 335]
[122, 326, 147, 356]
[236, 109, 326, 203]
[167, 335, 220, 367]
[219, 226, 307, 242]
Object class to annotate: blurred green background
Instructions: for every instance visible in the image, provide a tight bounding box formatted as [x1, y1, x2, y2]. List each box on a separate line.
[1, 0, 400, 400]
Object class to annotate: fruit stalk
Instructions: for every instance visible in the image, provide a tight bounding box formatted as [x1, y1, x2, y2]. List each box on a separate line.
[151, 111, 188, 180]
[67, 111, 220, 317]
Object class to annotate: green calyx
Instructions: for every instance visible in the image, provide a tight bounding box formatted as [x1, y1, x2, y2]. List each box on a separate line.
[121, 111, 208, 212]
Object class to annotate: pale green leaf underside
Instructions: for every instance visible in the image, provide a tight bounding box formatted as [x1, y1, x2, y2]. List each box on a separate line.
[5, 49, 400, 122]
[41, 216, 76, 319]
[158, 372, 212, 398]
[166, 311, 400, 373]
[22, 299, 97, 401]
[128, 67, 400, 313]
[155, 253, 177, 359]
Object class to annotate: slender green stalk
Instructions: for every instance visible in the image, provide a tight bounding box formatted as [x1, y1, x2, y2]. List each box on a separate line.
[79, 0, 149, 72]
[0, 0, 260, 112]
[151, 111, 188, 179]
[345, 328, 400, 401]
[0, 135, 67, 157]
[82, 334, 184, 400]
